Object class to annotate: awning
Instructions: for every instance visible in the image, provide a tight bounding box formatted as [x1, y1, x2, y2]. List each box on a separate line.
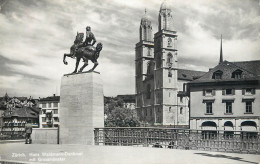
[241, 126, 257, 132]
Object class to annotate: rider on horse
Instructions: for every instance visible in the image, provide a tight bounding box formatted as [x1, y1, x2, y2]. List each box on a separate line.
[72, 26, 96, 58]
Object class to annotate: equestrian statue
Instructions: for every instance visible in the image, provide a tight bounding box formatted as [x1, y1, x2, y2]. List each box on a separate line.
[63, 26, 103, 74]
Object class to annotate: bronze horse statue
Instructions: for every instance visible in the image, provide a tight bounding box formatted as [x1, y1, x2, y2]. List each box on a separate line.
[63, 32, 103, 73]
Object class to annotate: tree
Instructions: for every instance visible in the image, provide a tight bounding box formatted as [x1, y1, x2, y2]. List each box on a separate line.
[104, 97, 140, 127]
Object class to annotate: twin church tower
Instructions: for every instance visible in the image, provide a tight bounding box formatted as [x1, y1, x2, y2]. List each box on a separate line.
[135, 2, 184, 126]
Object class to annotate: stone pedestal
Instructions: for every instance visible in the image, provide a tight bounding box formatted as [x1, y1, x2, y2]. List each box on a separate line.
[59, 72, 104, 145]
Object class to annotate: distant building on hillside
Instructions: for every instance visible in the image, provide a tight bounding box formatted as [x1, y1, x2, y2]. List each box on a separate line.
[38, 94, 60, 128]
[1, 93, 40, 138]
[116, 94, 135, 110]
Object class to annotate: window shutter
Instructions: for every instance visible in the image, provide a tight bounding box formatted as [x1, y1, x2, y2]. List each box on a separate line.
[222, 89, 225, 95]
[232, 89, 235, 95]
[212, 89, 216, 96]
[252, 88, 255, 94]
[203, 89, 205, 96]
[242, 88, 245, 95]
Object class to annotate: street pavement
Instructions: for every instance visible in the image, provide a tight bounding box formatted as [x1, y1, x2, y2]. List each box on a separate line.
[0, 142, 259, 164]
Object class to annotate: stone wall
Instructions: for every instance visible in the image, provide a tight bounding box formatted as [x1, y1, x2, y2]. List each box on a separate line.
[31, 128, 58, 144]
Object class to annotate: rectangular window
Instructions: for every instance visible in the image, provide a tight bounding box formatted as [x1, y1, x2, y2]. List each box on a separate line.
[226, 89, 232, 95]
[205, 89, 212, 96]
[42, 103, 46, 108]
[226, 102, 232, 113]
[48, 103, 52, 108]
[53, 109, 58, 114]
[203, 89, 215, 96]
[54, 117, 59, 122]
[206, 102, 212, 114]
[244, 88, 255, 95]
[42, 117, 46, 122]
[53, 103, 58, 107]
[246, 101, 252, 113]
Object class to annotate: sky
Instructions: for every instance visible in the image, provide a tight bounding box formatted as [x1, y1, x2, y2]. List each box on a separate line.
[0, 0, 259, 98]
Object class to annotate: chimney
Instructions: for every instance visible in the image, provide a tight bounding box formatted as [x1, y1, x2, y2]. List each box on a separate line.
[53, 94, 55, 97]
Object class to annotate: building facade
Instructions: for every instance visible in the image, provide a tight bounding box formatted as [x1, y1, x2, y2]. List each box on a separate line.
[38, 94, 60, 128]
[135, 2, 205, 127]
[188, 60, 260, 135]
[1, 94, 40, 138]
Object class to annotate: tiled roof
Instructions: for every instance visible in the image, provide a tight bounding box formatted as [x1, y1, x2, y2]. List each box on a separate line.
[39, 96, 60, 102]
[3, 106, 40, 118]
[190, 60, 258, 83]
[232, 60, 260, 76]
[178, 69, 206, 81]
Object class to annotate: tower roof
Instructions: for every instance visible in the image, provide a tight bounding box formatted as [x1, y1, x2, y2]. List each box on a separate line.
[141, 9, 151, 25]
[160, 0, 171, 11]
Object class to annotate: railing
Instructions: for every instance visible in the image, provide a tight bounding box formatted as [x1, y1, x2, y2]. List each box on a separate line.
[94, 127, 260, 154]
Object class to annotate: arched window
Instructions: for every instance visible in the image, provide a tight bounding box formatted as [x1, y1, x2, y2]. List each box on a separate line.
[167, 38, 173, 47]
[180, 107, 183, 114]
[146, 84, 151, 99]
[224, 121, 233, 127]
[167, 53, 173, 67]
[147, 61, 151, 75]
[202, 121, 217, 127]
[241, 121, 257, 127]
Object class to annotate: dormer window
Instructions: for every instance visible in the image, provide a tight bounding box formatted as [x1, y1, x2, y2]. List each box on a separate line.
[212, 70, 223, 79]
[232, 69, 242, 79]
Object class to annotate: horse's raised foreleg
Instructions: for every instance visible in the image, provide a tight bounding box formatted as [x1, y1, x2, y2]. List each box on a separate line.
[79, 58, 88, 72]
[63, 53, 72, 65]
[72, 57, 81, 74]
[89, 61, 99, 72]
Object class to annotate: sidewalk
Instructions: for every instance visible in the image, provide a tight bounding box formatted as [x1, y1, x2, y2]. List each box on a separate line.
[0, 143, 259, 164]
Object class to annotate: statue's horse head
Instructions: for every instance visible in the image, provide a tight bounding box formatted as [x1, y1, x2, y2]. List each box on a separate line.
[74, 32, 84, 44]
[96, 42, 103, 52]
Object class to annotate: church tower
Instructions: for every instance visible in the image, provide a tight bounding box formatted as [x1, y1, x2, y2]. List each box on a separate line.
[153, 1, 178, 125]
[135, 10, 154, 122]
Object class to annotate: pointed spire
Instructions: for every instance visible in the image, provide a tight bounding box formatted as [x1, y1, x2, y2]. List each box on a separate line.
[219, 35, 223, 64]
